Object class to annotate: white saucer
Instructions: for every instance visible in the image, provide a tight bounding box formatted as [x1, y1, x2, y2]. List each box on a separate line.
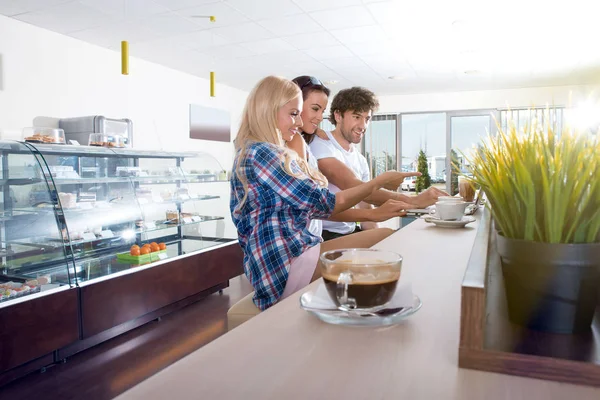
[422, 215, 476, 228]
[299, 292, 422, 327]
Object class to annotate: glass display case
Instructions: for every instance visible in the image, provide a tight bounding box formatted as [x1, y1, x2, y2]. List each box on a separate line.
[0, 140, 235, 305]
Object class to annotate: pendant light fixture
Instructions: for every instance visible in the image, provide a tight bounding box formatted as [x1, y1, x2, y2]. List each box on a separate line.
[190, 15, 217, 97]
[121, 40, 129, 75]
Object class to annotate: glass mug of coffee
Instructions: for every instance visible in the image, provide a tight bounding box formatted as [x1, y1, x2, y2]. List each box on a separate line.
[458, 177, 476, 202]
[320, 248, 402, 311]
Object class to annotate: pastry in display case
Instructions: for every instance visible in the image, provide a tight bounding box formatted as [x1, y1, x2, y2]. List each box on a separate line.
[0, 140, 241, 385]
[23, 127, 66, 144]
[0, 141, 236, 292]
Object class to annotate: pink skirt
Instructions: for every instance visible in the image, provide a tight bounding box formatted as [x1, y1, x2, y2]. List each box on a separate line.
[280, 244, 321, 301]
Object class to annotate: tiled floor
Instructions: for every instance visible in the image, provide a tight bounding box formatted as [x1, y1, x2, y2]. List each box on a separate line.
[0, 275, 254, 400]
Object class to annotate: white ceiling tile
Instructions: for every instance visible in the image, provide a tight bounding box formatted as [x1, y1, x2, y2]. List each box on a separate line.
[344, 39, 399, 57]
[174, 2, 249, 27]
[165, 49, 213, 75]
[309, 5, 374, 30]
[141, 12, 203, 36]
[282, 31, 339, 50]
[292, 0, 362, 12]
[329, 25, 388, 44]
[131, 36, 192, 59]
[334, 65, 379, 83]
[210, 22, 274, 43]
[172, 30, 233, 50]
[258, 14, 322, 36]
[70, 20, 162, 49]
[153, 0, 221, 11]
[239, 38, 296, 55]
[303, 45, 353, 61]
[320, 56, 368, 70]
[0, 0, 73, 17]
[235, 51, 304, 70]
[360, 54, 414, 77]
[14, 1, 115, 34]
[198, 44, 258, 60]
[79, 0, 170, 19]
[224, 0, 303, 20]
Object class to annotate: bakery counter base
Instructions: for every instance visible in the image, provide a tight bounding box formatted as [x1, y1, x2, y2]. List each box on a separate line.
[459, 210, 600, 387]
[0, 242, 243, 388]
[79, 242, 243, 338]
[0, 287, 79, 386]
[58, 281, 228, 360]
[0, 353, 54, 387]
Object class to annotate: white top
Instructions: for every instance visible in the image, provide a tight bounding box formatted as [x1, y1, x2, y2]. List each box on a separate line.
[305, 145, 322, 238]
[116, 214, 600, 400]
[309, 130, 370, 234]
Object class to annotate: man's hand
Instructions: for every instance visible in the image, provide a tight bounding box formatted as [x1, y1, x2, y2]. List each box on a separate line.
[414, 186, 449, 208]
[370, 199, 410, 222]
[381, 171, 422, 191]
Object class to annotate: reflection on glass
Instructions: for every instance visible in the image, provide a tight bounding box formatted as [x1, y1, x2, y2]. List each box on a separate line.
[401, 113, 446, 192]
[450, 115, 491, 195]
[364, 117, 397, 178]
[501, 108, 563, 138]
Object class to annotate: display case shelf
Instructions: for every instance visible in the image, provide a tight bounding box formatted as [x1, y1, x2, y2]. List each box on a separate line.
[0, 140, 240, 386]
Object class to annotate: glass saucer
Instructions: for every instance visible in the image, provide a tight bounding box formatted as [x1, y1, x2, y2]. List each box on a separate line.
[299, 292, 422, 327]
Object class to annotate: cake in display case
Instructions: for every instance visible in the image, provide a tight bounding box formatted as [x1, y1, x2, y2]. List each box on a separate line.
[0, 140, 242, 385]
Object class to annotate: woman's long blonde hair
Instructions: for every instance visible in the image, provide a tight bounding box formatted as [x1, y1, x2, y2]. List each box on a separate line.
[233, 76, 328, 209]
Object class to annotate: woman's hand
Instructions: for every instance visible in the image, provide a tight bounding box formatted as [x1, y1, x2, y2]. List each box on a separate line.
[414, 186, 449, 207]
[370, 199, 410, 222]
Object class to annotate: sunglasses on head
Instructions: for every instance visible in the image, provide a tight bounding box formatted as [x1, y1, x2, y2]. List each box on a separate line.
[293, 76, 323, 90]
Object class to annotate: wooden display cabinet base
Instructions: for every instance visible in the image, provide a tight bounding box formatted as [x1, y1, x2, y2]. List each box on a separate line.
[459, 209, 600, 387]
[58, 281, 228, 360]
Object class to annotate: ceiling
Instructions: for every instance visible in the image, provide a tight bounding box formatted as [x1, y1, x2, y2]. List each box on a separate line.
[1, 0, 599, 96]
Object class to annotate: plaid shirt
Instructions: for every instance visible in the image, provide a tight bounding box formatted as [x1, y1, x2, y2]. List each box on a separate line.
[230, 142, 336, 310]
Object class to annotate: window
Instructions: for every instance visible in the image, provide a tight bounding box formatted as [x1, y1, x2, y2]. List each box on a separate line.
[363, 115, 398, 178]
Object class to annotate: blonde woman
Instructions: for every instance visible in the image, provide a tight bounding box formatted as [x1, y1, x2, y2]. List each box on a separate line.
[231, 76, 402, 311]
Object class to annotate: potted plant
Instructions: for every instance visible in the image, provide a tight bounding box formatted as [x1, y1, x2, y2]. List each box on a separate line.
[465, 113, 600, 334]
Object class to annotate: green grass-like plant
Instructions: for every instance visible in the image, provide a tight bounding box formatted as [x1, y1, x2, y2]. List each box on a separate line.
[464, 111, 600, 244]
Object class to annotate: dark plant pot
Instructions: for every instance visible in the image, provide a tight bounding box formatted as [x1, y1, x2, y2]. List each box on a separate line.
[496, 233, 600, 334]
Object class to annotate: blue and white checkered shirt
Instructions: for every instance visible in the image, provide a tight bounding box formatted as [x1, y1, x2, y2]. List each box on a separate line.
[230, 142, 336, 310]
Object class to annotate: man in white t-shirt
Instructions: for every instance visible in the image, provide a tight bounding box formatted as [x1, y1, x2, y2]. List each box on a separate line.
[309, 86, 447, 240]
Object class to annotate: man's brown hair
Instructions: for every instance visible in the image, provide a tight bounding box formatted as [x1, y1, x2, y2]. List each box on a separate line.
[328, 86, 379, 126]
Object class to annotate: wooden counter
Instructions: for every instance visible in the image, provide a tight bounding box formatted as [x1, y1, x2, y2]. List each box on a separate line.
[116, 213, 600, 399]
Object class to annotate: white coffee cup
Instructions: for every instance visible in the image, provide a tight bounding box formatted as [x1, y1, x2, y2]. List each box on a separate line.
[430, 201, 468, 221]
[437, 196, 463, 203]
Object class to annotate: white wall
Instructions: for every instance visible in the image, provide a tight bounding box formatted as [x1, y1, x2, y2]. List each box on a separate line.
[0, 14, 247, 169]
[378, 84, 600, 113]
[0, 15, 248, 239]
